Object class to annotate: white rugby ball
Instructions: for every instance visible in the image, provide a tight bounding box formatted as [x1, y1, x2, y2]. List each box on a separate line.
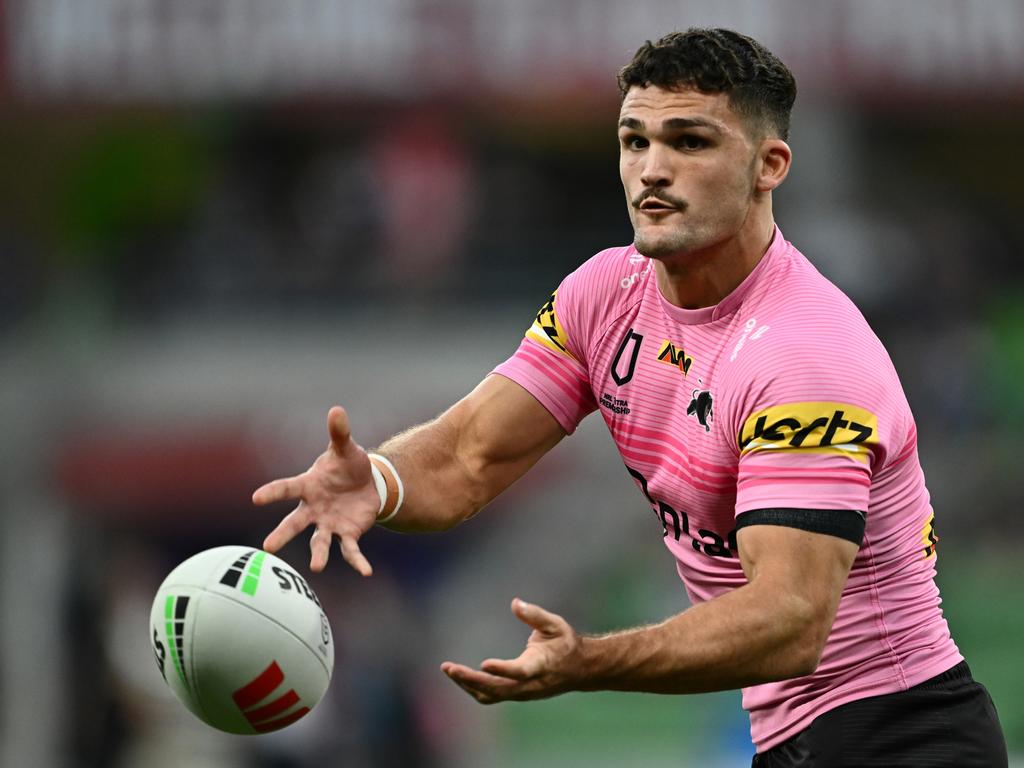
[149, 546, 334, 734]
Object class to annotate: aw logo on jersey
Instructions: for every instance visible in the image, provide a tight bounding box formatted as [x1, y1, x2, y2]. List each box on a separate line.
[526, 290, 576, 360]
[738, 402, 878, 462]
[656, 339, 694, 375]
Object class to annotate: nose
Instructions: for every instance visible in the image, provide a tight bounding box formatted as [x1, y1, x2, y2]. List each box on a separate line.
[639, 144, 672, 188]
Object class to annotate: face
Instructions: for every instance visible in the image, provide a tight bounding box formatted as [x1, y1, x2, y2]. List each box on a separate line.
[618, 85, 762, 261]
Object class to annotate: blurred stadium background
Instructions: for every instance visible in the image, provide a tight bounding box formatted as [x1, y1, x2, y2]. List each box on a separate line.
[1, 1, 1022, 766]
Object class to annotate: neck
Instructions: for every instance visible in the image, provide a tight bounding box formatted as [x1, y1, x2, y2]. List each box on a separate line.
[653, 208, 776, 310]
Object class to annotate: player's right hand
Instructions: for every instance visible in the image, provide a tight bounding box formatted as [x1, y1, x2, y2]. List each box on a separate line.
[253, 406, 380, 576]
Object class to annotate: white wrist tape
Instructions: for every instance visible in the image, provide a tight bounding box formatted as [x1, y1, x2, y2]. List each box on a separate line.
[368, 453, 404, 523]
[370, 461, 388, 515]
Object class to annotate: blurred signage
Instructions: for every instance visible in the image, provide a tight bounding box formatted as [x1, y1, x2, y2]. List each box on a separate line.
[6, 0, 1024, 105]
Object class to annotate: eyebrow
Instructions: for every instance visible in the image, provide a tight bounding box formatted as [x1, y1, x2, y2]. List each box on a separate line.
[618, 116, 724, 133]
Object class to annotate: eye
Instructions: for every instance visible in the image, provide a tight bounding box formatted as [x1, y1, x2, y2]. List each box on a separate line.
[677, 135, 708, 151]
[621, 134, 649, 151]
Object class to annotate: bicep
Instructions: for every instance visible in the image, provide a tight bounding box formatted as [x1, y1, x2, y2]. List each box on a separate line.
[737, 522, 859, 659]
[739, 521, 858, 585]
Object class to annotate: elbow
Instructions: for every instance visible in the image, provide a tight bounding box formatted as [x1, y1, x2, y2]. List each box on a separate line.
[456, 449, 502, 523]
[786, 636, 825, 678]
[778, 600, 832, 679]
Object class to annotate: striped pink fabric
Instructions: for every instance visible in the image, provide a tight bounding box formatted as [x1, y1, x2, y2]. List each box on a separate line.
[493, 227, 961, 751]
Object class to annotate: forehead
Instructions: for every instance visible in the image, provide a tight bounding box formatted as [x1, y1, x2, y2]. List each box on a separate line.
[618, 85, 741, 132]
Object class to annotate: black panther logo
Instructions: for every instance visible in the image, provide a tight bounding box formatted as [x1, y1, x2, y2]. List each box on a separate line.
[687, 389, 713, 432]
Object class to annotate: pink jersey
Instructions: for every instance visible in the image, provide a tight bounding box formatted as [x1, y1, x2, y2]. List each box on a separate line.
[493, 227, 961, 751]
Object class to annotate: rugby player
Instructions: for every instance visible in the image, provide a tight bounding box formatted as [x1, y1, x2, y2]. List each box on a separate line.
[254, 29, 1008, 766]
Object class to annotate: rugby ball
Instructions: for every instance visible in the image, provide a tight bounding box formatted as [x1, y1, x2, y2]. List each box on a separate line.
[149, 546, 333, 734]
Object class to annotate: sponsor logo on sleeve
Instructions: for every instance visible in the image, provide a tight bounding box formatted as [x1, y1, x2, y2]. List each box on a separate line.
[738, 402, 878, 462]
[526, 290, 577, 360]
[920, 513, 938, 559]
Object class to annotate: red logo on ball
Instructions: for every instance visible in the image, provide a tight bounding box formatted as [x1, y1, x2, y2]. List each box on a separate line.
[232, 661, 310, 732]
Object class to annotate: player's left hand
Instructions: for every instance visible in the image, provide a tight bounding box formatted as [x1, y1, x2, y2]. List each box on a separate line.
[441, 598, 582, 704]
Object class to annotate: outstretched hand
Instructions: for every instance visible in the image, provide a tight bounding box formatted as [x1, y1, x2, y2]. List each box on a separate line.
[253, 406, 381, 575]
[441, 599, 583, 704]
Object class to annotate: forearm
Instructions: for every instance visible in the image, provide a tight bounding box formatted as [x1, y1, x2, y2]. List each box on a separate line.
[441, 526, 853, 704]
[374, 377, 564, 533]
[371, 412, 482, 532]
[576, 580, 824, 695]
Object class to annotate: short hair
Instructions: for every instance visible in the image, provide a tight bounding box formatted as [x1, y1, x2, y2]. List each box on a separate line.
[617, 28, 797, 141]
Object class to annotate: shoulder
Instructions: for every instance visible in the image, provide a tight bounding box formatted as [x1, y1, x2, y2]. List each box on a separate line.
[559, 243, 650, 311]
[738, 243, 890, 366]
[721, 242, 911, 458]
[527, 244, 646, 363]
[548, 244, 649, 336]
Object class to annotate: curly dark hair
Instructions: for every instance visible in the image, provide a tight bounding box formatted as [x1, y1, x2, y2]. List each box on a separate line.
[618, 28, 797, 140]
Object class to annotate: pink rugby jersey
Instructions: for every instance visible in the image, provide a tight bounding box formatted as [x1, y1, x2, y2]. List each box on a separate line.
[492, 227, 962, 751]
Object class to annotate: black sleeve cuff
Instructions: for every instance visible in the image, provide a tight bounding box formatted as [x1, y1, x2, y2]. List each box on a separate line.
[735, 507, 866, 545]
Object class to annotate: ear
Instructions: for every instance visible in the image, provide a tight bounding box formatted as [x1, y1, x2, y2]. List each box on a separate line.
[755, 139, 792, 193]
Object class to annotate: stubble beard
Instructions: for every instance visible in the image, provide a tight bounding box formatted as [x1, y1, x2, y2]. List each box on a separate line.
[632, 218, 704, 261]
[635, 232, 687, 260]
[632, 193, 753, 263]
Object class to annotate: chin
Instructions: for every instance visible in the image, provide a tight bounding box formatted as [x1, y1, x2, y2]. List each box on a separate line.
[633, 232, 694, 260]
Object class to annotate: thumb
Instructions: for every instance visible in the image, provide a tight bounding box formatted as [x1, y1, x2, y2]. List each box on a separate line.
[327, 406, 352, 454]
[511, 598, 564, 636]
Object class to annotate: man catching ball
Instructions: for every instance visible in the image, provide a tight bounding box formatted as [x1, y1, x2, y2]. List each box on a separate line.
[254, 29, 1008, 766]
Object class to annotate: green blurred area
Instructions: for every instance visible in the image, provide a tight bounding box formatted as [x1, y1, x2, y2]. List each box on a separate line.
[502, 689, 745, 768]
[938, 548, 1024, 748]
[0, 116, 209, 266]
[56, 122, 208, 259]
[988, 292, 1024, 428]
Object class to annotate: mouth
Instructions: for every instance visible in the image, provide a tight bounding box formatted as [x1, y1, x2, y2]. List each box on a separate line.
[637, 201, 680, 216]
[633, 192, 685, 216]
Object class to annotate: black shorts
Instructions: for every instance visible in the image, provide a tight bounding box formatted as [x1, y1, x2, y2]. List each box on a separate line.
[751, 662, 1008, 767]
